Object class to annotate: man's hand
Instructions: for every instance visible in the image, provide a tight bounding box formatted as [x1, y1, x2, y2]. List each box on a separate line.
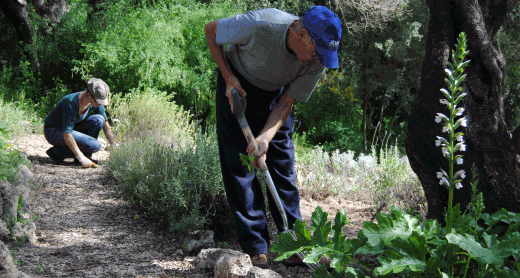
[77, 156, 98, 168]
[225, 76, 247, 113]
[246, 135, 269, 168]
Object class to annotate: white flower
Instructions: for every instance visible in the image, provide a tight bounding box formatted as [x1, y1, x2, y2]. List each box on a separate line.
[457, 158, 463, 164]
[455, 107, 465, 116]
[439, 177, 449, 186]
[436, 140, 441, 146]
[442, 147, 448, 154]
[455, 183, 463, 189]
[460, 118, 468, 127]
[437, 172, 443, 179]
[440, 99, 450, 105]
[460, 143, 466, 151]
[435, 116, 442, 123]
[454, 169, 466, 180]
[443, 125, 450, 133]
[456, 135, 463, 142]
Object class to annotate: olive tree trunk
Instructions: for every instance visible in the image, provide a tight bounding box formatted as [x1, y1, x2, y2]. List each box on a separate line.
[405, 0, 520, 221]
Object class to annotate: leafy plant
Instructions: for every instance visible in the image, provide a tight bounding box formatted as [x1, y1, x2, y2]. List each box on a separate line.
[272, 207, 371, 277]
[272, 32, 520, 278]
[239, 153, 255, 175]
[106, 125, 226, 234]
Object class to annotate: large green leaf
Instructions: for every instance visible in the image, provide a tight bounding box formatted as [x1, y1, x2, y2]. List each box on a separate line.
[420, 219, 441, 240]
[271, 219, 312, 261]
[331, 209, 350, 251]
[311, 206, 332, 246]
[360, 206, 421, 246]
[374, 248, 427, 275]
[481, 209, 520, 234]
[446, 233, 518, 265]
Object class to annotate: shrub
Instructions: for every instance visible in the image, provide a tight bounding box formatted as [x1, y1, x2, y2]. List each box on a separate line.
[106, 87, 226, 234]
[108, 87, 195, 144]
[106, 126, 226, 234]
[0, 122, 31, 184]
[358, 144, 424, 211]
[0, 97, 40, 139]
[295, 143, 423, 212]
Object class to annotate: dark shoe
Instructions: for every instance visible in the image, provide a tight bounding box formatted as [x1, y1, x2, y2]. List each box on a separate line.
[282, 254, 306, 268]
[251, 254, 269, 269]
[74, 157, 99, 165]
[282, 254, 333, 270]
[46, 148, 63, 163]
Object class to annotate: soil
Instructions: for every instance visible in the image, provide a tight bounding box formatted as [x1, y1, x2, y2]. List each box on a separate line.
[9, 133, 378, 278]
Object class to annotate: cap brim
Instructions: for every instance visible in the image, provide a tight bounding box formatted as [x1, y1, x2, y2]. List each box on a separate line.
[316, 44, 339, 69]
[96, 98, 109, 106]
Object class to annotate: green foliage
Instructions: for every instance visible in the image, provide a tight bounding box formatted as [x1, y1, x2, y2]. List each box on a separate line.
[74, 0, 244, 126]
[107, 127, 225, 233]
[272, 207, 370, 278]
[239, 153, 255, 175]
[108, 87, 195, 143]
[0, 101, 35, 184]
[295, 142, 423, 210]
[273, 203, 520, 277]
[275, 32, 520, 278]
[106, 86, 224, 233]
[295, 70, 364, 154]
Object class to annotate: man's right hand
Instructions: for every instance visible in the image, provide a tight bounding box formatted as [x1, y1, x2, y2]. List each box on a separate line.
[225, 76, 246, 113]
[78, 156, 98, 168]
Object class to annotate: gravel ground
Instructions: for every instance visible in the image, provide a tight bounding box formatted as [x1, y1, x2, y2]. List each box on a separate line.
[9, 133, 376, 278]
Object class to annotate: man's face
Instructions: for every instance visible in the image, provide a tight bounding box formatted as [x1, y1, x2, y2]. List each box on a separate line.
[298, 32, 320, 67]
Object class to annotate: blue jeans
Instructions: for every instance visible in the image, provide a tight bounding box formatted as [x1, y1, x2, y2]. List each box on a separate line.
[44, 114, 105, 160]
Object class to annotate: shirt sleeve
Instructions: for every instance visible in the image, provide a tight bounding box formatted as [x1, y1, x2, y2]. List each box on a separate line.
[61, 101, 76, 133]
[93, 105, 108, 121]
[286, 67, 327, 102]
[216, 11, 257, 46]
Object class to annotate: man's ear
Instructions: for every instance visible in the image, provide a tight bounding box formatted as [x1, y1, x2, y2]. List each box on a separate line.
[295, 28, 308, 41]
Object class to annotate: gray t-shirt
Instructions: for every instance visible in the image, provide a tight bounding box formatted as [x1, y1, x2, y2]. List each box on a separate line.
[216, 8, 326, 102]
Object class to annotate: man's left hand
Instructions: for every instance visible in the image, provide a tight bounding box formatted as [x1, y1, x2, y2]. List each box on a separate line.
[246, 136, 269, 168]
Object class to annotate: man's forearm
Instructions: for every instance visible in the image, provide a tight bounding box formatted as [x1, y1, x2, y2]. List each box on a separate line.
[63, 133, 84, 159]
[205, 21, 233, 82]
[103, 121, 116, 145]
[258, 92, 296, 142]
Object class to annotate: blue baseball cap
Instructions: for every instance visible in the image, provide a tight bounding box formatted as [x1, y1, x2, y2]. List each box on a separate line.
[303, 6, 342, 68]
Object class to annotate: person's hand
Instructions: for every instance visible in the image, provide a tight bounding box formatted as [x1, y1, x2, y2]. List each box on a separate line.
[246, 135, 269, 169]
[225, 75, 246, 113]
[77, 156, 98, 168]
[106, 142, 120, 152]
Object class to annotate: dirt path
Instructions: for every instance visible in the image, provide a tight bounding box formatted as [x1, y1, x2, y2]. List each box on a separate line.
[9, 134, 375, 278]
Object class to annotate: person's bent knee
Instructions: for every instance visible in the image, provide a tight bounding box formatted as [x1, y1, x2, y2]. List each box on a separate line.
[89, 114, 105, 128]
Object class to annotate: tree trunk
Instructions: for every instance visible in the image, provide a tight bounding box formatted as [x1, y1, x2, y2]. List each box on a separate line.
[33, 0, 70, 23]
[405, 0, 520, 221]
[0, 0, 33, 44]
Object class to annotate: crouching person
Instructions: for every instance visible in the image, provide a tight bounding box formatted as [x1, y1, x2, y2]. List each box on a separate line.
[44, 78, 117, 168]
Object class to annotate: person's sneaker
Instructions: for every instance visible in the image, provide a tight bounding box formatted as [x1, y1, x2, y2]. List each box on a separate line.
[250, 254, 269, 269]
[46, 148, 63, 163]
